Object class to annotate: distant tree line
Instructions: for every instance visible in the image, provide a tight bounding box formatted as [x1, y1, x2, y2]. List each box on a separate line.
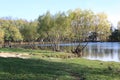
[109, 22, 120, 42]
[0, 8, 119, 49]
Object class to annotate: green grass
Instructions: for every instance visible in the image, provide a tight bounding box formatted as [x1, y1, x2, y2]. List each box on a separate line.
[0, 48, 54, 53]
[0, 48, 120, 80]
[0, 48, 76, 58]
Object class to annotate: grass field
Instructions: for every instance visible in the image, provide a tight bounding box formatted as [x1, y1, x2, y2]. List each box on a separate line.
[0, 48, 120, 80]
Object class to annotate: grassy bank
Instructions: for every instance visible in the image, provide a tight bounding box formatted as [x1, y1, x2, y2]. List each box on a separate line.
[0, 48, 76, 58]
[0, 48, 120, 80]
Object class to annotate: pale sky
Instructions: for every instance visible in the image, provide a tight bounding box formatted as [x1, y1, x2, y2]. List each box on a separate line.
[0, 0, 120, 27]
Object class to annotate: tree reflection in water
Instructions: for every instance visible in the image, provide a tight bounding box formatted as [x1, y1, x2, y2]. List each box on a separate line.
[82, 42, 120, 62]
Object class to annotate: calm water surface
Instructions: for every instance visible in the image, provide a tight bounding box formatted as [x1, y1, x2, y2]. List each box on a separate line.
[83, 42, 120, 62]
[38, 42, 120, 62]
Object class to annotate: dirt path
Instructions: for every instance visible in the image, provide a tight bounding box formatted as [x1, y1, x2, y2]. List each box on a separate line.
[0, 52, 29, 59]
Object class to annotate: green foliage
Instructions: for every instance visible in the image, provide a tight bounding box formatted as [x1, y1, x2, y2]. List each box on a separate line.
[37, 9, 111, 43]
[69, 9, 111, 41]
[95, 13, 111, 41]
[0, 19, 23, 42]
[37, 11, 53, 39]
[20, 21, 39, 41]
[0, 8, 117, 44]
[117, 21, 120, 30]
[109, 29, 120, 41]
[0, 29, 4, 43]
[110, 21, 120, 41]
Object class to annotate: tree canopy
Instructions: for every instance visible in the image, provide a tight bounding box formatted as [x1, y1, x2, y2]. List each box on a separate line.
[0, 8, 118, 47]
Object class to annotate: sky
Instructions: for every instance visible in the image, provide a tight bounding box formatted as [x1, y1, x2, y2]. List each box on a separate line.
[0, 0, 120, 27]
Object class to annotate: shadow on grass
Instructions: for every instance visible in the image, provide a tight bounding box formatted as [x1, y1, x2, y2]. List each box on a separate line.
[0, 57, 120, 80]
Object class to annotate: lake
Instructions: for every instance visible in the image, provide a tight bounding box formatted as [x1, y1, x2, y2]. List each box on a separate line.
[37, 42, 120, 62]
[82, 42, 120, 62]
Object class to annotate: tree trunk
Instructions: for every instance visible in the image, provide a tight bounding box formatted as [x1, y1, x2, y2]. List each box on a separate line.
[71, 41, 88, 57]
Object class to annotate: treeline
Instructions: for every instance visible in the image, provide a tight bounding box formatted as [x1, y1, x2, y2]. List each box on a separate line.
[0, 18, 38, 43]
[109, 22, 120, 42]
[0, 8, 119, 47]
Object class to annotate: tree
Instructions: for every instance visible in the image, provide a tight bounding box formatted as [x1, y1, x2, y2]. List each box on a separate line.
[92, 13, 111, 41]
[50, 12, 71, 51]
[109, 21, 120, 42]
[117, 21, 120, 30]
[37, 11, 53, 41]
[0, 28, 4, 44]
[38, 11, 72, 51]
[68, 9, 94, 56]
[109, 29, 120, 41]
[20, 21, 39, 42]
[0, 19, 23, 42]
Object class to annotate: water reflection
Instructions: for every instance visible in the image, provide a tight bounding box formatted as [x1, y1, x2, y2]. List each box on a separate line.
[37, 42, 120, 62]
[83, 42, 120, 62]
